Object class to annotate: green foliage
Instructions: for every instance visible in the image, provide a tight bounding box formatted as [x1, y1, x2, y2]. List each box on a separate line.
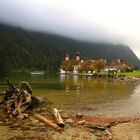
[119, 71, 140, 77]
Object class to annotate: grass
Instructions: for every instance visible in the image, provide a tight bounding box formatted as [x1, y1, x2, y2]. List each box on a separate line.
[118, 71, 140, 77]
[93, 70, 140, 77]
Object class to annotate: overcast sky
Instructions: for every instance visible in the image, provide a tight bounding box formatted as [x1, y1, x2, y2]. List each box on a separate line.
[0, 0, 140, 58]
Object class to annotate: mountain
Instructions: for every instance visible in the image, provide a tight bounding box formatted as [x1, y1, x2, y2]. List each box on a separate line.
[0, 23, 140, 74]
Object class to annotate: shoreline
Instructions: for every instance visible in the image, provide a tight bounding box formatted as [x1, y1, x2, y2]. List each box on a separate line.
[0, 106, 140, 139]
[0, 76, 140, 139]
[60, 72, 140, 81]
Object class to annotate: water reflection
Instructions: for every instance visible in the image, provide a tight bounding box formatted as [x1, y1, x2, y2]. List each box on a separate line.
[59, 74, 140, 117]
[1, 73, 140, 117]
[60, 75, 83, 94]
[132, 83, 140, 97]
[30, 74, 44, 81]
[59, 74, 134, 102]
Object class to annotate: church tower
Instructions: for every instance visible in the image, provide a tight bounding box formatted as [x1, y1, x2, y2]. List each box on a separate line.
[76, 52, 80, 61]
[65, 53, 69, 61]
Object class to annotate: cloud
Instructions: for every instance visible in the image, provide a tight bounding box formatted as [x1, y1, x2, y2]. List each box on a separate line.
[0, 0, 140, 58]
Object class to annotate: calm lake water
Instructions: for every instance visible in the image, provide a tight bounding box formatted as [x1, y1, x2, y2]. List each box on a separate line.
[0, 73, 140, 117]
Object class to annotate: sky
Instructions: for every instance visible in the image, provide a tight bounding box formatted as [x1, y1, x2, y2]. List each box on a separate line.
[0, 0, 140, 58]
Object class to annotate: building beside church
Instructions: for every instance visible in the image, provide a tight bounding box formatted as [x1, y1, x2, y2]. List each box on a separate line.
[60, 52, 132, 74]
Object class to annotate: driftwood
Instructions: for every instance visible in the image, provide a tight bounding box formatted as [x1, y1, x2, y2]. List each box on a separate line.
[52, 108, 64, 128]
[6, 78, 16, 92]
[12, 90, 32, 116]
[84, 122, 107, 130]
[78, 118, 107, 130]
[34, 114, 63, 132]
[19, 82, 32, 95]
[0, 79, 37, 118]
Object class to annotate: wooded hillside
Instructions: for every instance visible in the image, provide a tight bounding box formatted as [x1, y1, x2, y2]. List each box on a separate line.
[0, 23, 140, 74]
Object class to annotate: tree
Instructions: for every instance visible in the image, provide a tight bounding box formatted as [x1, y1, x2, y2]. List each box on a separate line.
[61, 60, 74, 73]
[78, 60, 94, 73]
[95, 59, 105, 72]
[118, 63, 130, 72]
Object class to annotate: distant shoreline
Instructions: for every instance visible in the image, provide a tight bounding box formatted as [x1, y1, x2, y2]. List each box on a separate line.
[59, 72, 140, 81]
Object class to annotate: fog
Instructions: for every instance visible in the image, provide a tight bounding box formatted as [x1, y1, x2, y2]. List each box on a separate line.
[0, 0, 140, 58]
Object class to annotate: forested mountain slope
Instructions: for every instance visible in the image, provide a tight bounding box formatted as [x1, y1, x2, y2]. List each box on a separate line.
[0, 23, 140, 74]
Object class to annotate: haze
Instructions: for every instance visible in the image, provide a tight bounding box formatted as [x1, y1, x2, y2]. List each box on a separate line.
[0, 0, 140, 58]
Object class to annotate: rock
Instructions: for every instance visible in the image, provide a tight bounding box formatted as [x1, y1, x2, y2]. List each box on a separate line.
[36, 96, 48, 104]
[10, 122, 20, 128]
[41, 108, 47, 111]
[17, 115, 25, 120]
[58, 109, 63, 113]
[62, 114, 70, 119]
[17, 113, 28, 120]
[31, 119, 39, 125]
[20, 125, 30, 130]
[76, 113, 83, 119]
[65, 118, 74, 124]
[78, 120, 86, 125]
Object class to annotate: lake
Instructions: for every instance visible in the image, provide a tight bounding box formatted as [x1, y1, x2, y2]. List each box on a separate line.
[0, 73, 140, 117]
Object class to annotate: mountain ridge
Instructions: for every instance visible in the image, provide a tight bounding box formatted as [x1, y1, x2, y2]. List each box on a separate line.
[0, 23, 140, 74]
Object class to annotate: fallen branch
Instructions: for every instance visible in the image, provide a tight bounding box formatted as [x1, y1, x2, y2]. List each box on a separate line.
[84, 122, 107, 130]
[6, 78, 16, 92]
[105, 129, 112, 139]
[52, 108, 64, 128]
[34, 114, 63, 132]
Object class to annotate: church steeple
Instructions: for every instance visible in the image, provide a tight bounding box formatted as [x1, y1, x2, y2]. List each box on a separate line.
[65, 53, 69, 61]
[76, 52, 80, 61]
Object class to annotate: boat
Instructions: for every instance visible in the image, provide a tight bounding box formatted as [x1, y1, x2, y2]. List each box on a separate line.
[30, 71, 45, 75]
[60, 72, 93, 76]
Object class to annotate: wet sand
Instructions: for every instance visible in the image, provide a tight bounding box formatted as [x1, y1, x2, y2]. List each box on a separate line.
[0, 106, 140, 140]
